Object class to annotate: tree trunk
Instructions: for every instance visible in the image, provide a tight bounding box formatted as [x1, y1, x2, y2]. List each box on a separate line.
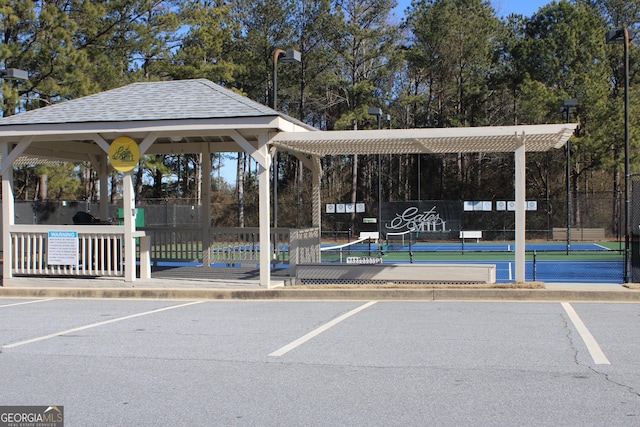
[195, 153, 202, 206]
[110, 170, 118, 204]
[39, 174, 48, 200]
[237, 152, 245, 227]
[350, 120, 358, 233]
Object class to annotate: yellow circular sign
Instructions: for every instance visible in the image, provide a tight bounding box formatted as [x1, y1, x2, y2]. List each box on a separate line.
[109, 136, 140, 172]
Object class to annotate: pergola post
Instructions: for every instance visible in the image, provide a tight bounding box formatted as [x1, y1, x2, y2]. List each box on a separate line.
[122, 171, 137, 281]
[202, 143, 212, 267]
[514, 133, 526, 282]
[311, 155, 322, 229]
[0, 137, 32, 281]
[229, 131, 273, 287]
[1, 141, 14, 280]
[294, 153, 323, 230]
[258, 134, 272, 288]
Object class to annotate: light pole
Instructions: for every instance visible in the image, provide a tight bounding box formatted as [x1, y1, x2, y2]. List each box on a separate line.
[606, 29, 634, 283]
[272, 48, 301, 229]
[561, 99, 577, 254]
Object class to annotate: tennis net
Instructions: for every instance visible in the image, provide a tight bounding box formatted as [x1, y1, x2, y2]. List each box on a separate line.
[321, 237, 380, 263]
[386, 229, 416, 251]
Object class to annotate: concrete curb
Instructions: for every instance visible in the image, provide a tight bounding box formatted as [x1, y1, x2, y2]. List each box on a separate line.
[1, 287, 639, 302]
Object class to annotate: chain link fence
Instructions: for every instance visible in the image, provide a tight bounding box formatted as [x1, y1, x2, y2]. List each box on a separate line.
[6, 195, 626, 283]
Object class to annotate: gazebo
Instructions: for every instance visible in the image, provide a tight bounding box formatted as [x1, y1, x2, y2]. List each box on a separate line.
[0, 79, 577, 287]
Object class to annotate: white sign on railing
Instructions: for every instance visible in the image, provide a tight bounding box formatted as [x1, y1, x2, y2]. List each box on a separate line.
[47, 231, 78, 265]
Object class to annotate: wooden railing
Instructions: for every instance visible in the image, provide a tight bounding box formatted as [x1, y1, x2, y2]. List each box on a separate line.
[142, 226, 202, 263]
[207, 227, 290, 266]
[141, 226, 319, 267]
[289, 228, 320, 269]
[9, 224, 125, 277]
[8, 224, 320, 278]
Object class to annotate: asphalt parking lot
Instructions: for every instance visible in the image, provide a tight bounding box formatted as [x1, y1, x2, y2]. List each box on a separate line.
[1, 298, 640, 426]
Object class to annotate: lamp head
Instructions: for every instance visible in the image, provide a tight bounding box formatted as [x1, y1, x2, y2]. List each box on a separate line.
[606, 28, 636, 44]
[368, 107, 382, 116]
[606, 29, 625, 44]
[0, 68, 28, 80]
[278, 49, 301, 63]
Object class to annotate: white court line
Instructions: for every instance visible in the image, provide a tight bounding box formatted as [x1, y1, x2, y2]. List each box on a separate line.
[561, 302, 610, 365]
[3, 300, 205, 349]
[0, 299, 55, 308]
[269, 301, 377, 357]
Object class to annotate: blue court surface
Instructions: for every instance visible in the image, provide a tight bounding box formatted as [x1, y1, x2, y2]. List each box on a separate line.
[380, 259, 623, 284]
[382, 242, 611, 252]
[321, 241, 624, 283]
[152, 242, 623, 284]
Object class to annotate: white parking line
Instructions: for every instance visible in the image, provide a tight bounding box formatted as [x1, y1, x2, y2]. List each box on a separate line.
[0, 299, 55, 308]
[3, 300, 205, 349]
[269, 301, 377, 357]
[561, 302, 610, 365]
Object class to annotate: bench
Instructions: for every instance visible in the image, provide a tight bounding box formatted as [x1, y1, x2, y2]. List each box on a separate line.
[552, 228, 606, 241]
[459, 230, 482, 242]
[359, 232, 380, 240]
[294, 263, 496, 285]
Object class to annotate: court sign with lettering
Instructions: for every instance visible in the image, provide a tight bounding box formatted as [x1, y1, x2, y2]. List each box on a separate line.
[47, 231, 78, 265]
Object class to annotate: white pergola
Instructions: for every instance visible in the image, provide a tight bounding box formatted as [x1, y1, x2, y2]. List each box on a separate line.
[272, 124, 577, 283]
[0, 79, 577, 286]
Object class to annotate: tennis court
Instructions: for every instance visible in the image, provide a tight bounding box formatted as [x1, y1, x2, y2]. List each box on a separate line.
[151, 239, 624, 284]
[320, 239, 624, 284]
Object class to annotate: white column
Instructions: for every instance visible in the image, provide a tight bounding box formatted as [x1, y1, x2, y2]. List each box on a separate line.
[0, 137, 33, 282]
[229, 130, 272, 287]
[202, 144, 212, 267]
[123, 171, 136, 281]
[514, 133, 526, 283]
[1, 142, 14, 280]
[258, 134, 272, 288]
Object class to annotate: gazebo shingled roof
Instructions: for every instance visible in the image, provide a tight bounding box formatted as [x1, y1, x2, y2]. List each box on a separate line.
[0, 79, 299, 125]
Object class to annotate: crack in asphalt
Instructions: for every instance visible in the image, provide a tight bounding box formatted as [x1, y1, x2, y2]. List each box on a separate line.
[562, 309, 640, 402]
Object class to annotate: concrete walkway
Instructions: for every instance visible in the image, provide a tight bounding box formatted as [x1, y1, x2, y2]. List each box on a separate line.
[0, 270, 637, 302]
[0, 263, 635, 301]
